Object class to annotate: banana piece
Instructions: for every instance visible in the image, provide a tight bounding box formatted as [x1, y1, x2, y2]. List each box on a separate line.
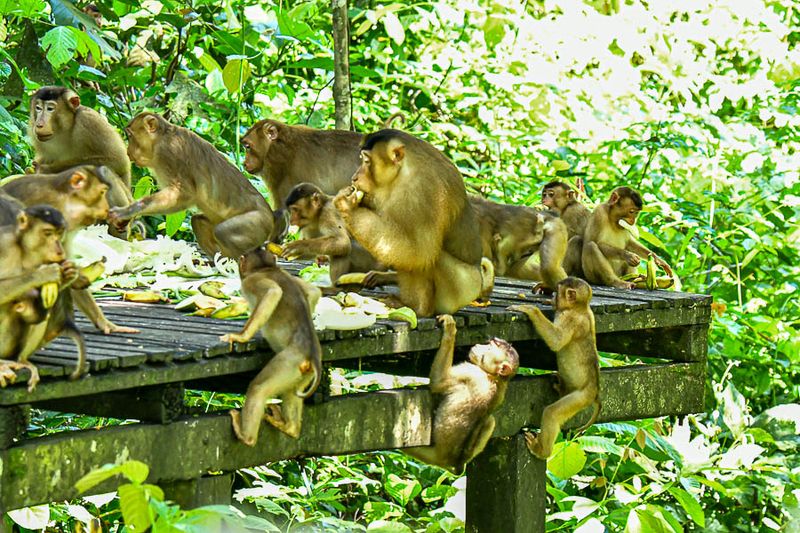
[199, 281, 227, 299]
[354, 189, 364, 203]
[40, 282, 59, 309]
[211, 301, 249, 319]
[267, 243, 284, 256]
[79, 260, 106, 283]
[336, 272, 367, 286]
[123, 290, 167, 303]
[645, 255, 658, 290]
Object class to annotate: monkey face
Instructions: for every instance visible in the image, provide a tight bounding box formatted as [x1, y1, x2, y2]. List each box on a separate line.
[469, 338, 519, 377]
[20, 220, 65, 264]
[31, 99, 60, 141]
[541, 187, 558, 210]
[241, 131, 265, 174]
[351, 150, 376, 195]
[287, 197, 318, 228]
[66, 170, 110, 228]
[13, 290, 47, 324]
[611, 197, 640, 227]
[125, 115, 159, 166]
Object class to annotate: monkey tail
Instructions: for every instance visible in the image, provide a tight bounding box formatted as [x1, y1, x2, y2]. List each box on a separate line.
[297, 341, 323, 399]
[382, 112, 406, 129]
[574, 399, 601, 436]
[64, 323, 87, 381]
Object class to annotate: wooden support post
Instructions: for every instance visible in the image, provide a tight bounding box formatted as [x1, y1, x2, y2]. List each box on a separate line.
[162, 473, 233, 509]
[0, 405, 28, 450]
[34, 384, 184, 423]
[466, 434, 546, 533]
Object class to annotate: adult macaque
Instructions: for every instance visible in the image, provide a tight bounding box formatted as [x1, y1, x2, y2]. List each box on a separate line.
[2, 166, 138, 335]
[241, 119, 361, 210]
[542, 181, 591, 277]
[334, 129, 494, 316]
[404, 315, 519, 473]
[470, 196, 567, 290]
[28, 87, 133, 214]
[282, 183, 383, 284]
[220, 246, 323, 446]
[582, 187, 673, 289]
[508, 277, 600, 459]
[110, 112, 275, 257]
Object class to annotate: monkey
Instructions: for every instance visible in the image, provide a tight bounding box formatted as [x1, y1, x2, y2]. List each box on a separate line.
[333, 129, 494, 316]
[403, 314, 519, 473]
[281, 183, 383, 284]
[2, 166, 139, 335]
[28, 87, 134, 226]
[220, 246, 323, 446]
[241, 119, 361, 220]
[109, 112, 276, 258]
[541, 181, 591, 277]
[582, 187, 673, 289]
[469, 195, 568, 290]
[508, 277, 601, 459]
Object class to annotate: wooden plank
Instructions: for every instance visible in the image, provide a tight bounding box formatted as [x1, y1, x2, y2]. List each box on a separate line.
[34, 384, 185, 423]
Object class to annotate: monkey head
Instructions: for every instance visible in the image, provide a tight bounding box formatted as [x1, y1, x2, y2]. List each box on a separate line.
[125, 112, 165, 166]
[285, 183, 324, 228]
[541, 181, 575, 213]
[241, 120, 279, 174]
[352, 129, 407, 196]
[239, 245, 277, 276]
[61, 167, 111, 228]
[18, 205, 67, 265]
[553, 276, 592, 310]
[30, 87, 80, 142]
[469, 338, 519, 378]
[607, 186, 642, 227]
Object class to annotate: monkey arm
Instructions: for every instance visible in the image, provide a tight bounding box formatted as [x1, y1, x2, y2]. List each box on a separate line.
[109, 186, 189, 221]
[283, 234, 350, 259]
[429, 315, 457, 390]
[625, 240, 674, 276]
[344, 207, 436, 271]
[527, 310, 575, 352]
[222, 279, 282, 343]
[0, 264, 61, 306]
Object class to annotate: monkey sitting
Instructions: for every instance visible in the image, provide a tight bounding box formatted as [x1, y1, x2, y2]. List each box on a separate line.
[220, 246, 323, 446]
[509, 277, 601, 459]
[403, 315, 519, 473]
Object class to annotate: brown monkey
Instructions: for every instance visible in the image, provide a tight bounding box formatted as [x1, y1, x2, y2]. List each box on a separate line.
[582, 187, 673, 289]
[2, 167, 138, 335]
[404, 314, 519, 473]
[470, 195, 567, 289]
[110, 112, 275, 257]
[282, 183, 383, 284]
[241, 119, 361, 210]
[28, 87, 133, 214]
[508, 277, 600, 459]
[334, 129, 494, 316]
[542, 181, 591, 277]
[220, 246, 323, 446]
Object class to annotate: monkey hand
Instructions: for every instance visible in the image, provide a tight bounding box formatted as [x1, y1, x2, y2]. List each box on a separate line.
[437, 314, 456, 335]
[59, 260, 80, 286]
[281, 240, 310, 261]
[624, 251, 641, 267]
[507, 304, 540, 317]
[35, 263, 63, 285]
[653, 256, 674, 277]
[220, 332, 250, 345]
[333, 187, 360, 214]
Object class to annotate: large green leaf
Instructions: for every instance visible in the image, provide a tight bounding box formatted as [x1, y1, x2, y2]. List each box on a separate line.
[48, 0, 121, 60]
[222, 58, 251, 94]
[0, 0, 46, 18]
[667, 486, 705, 527]
[547, 441, 586, 479]
[41, 26, 78, 69]
[118, 483, 152, 532]
[384, 473, 421, 507]
[165, 210, 186, 236]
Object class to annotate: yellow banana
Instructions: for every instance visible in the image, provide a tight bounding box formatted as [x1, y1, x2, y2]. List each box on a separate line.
[123, 290, 166, 303]
[211, 301, 249, 319]
[267, 243, 284, 256]
[40, 282, 59, 309]
[645, 255, 658, 290]
[336, 272, 367, 286]
[354, 189, 365, 203]
[79, 260, 105, 283]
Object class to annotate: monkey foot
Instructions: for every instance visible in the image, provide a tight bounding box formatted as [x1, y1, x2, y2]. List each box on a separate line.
[437, 314, 456, 334]
[264, 405, 300, 438]
[523, 431, 548, 460]
[99, 320, 140, 335]
[612, 281, 636, 290]
[0, 360, 39, 392]
[229, 409, 256, 446]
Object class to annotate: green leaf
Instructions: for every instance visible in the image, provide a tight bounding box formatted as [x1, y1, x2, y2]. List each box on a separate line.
[577, 435, 623, 455]
[118, 483, 151, 532]
[667, 486, 705, 527]
[368, 520, 413, 533]
[75, 463, 125, 493]
[383, 12, 405, 45]
[143, 483, 165, 502]
[483, 15, 506, 47]
[625, 506, 673, 533]
[384, 473, 421, 507]
[222, 58, 251, 93]
[638, 228, 665, 250]
[7, 505, 50, 529]
[547, 441, 586, 479]
[197, 50, 222, 73]
[276, 7, 313, 39]
[119, 460, 149, 484]
[0, 0, 46, 18]
[552, 159, 571, 171]
[48, 0, 121, 60]
[41, 26, 78, 69]
[165, 210, 186, 236]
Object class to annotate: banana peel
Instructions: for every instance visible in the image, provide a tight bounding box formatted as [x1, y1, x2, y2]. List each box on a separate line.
[123, 290, 167, 303]
[175, 294, 225, 311]
[40, 282, 59, 309]
[199, 280, 228, 299]
[211, 300, 249, 319]
[385, 307, 417, 329]
[645, 255, 658, 290]
[79, 260, 105, 283]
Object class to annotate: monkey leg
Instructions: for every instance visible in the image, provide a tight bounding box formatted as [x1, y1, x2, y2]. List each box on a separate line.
[231, 348, 306, 446]
[563, 236, 584, 277]
[213, 210, 275, 258]
[62, 322, 87, 380]
[526, 389, 596, 459]
[506, 256, 541, 281]
[265, 389, 306, 438]
[403, 445, 447, 470]
[397, 271, 436, 317]
[191, 215, 222, 257]
[457, 415, 496, 470]
[432, 253, 485, 314]
[582, 242, 632, 289]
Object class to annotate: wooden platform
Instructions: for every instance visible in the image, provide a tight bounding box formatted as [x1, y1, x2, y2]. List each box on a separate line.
[0, 274, 712, 532]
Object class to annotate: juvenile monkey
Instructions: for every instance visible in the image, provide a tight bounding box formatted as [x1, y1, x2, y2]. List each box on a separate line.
[470, 195, 567, 290]
[282, 183, 383, 284]
[241, 119, 361, 210]
[404, 315, 519, 473]
[28, 87, 133, 215]
[582, 187, 673, 289]
[334, 129, 494, 316]
[220, 246, 323, 446]
[542, 181, 591, 277]
[509, 277, 600, 459]
[110, 112, 275, 257]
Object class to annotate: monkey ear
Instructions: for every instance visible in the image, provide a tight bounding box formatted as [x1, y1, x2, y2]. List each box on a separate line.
[497, 362, 513, 377]
[609, 191, 619, 204]
[143, 115, 159, 133]
[70, 171, 88, 189]
[67, 92, 81, 109]
[390, 144, 405, 164]
[568, 189, 576, 200]
[265, 124, 279, 141]
[16, 212, 29, 230]
[566, 288, 578, 302]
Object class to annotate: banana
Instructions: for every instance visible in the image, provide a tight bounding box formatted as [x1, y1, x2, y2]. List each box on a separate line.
[267, 243, 284, 256]
[645, 255, 658, 290]
[79, 260, 106, 283]
[336, 272, 367, 286]
[354, 189, 364, 203]
[199, 281, 227, 299]
[123, 290, 167, 303]
[40, 282, 59, 309]
[211, 301, 249, 319]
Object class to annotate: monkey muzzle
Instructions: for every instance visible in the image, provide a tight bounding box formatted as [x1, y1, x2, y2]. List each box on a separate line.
[36, 132, 54, 142]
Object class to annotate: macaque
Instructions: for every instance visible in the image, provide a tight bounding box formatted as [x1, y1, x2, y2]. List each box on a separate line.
[582, 187, 672, 289]
[334, 129, 494, 316]
[241, 119, 361, 211]
[404, 315, 519, 473]
[28, 87, 133, 216]
[470, 195, 568, 290]
[110, 112, 275, 257]
[2, 166, 138, 335]
[508, 277, 601, 459]
[542, 181, 591, 277]
[220, 246, 323, 446]
[282, 183, 383, 284]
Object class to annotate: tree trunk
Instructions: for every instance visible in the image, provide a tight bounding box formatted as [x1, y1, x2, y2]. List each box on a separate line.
[331, 0, 352, 130]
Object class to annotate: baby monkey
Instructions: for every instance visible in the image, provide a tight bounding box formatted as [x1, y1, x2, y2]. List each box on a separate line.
[509, 277, 600, 459]
[404, 315, 519, 473]
[220, 246, 323, 446]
